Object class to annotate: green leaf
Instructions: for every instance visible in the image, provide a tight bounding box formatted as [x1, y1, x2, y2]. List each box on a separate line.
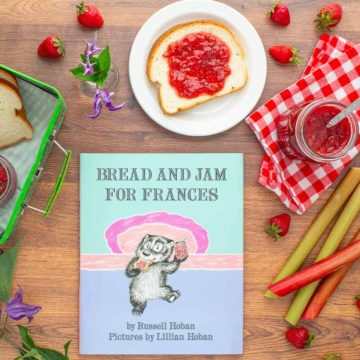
[37, 347, 68, 360]
[63, 341, 71, 360]
[17, 326, 71, 360]
[97, 46, 111, 73]
[96, 46, 111, 87]
[18, 326, 36, 349]
[0, 240, 22, 302]
[69, 66, 99, 83]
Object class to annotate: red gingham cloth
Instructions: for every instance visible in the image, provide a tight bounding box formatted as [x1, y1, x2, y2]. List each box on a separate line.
[246, 34, 360, 215]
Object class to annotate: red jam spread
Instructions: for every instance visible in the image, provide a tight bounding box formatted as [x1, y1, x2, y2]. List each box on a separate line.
[303, 105, 351, 155]
[0, 162, 8, 197]
[163, 32, 231, 98]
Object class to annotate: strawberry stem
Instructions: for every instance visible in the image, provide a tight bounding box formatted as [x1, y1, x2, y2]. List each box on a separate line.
[53, 37, 65, 56]
[265, 224, 282, 240]
[76, 1, 87, 14]
[314, 10, 339, 33]
[290, 47, 303, 66]
[305, 332, 315, 348]
[267, 0, 282, 16]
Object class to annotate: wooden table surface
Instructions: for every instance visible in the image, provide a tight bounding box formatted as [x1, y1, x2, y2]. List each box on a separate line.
[1, 0, 360, 359]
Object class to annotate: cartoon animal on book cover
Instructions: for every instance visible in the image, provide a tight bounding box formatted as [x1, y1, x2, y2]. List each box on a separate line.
[125, 234, 188, 315]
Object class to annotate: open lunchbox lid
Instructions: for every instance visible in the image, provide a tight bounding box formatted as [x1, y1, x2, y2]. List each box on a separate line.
[0, 65, 72, 245]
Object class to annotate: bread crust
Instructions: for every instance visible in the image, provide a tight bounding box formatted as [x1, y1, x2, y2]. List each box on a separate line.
[0, 69, 18, 88]
[0, 78, 33, 149]
[146, 20, 247, 115]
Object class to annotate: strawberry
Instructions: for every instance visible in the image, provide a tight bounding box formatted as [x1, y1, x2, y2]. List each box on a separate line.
[266, 213, 291, 240]
[315, 3, 342, 32]
[269, 45, 303, 65]
[354, 295, 360, 310]
[285, 327, 315, 349]
[37, 36, 65, 58]
[268, 0, 290, 26]
[76, 1, 104, 29]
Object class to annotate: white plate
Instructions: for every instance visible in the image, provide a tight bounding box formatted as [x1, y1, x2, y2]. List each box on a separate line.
[129, 0, 267, 136]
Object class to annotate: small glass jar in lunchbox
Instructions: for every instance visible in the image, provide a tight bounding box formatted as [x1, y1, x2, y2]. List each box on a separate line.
[0, 156, 17, 207]
[276, 99, 359, 163]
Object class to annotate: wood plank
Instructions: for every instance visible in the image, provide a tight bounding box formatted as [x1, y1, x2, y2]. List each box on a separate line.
[0, 0, 359, 359]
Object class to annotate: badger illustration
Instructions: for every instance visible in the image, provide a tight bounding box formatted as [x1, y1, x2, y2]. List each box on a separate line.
[125, 234, 188, 315]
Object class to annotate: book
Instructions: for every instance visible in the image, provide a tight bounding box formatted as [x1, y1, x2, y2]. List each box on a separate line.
[80, 153, 244, 355]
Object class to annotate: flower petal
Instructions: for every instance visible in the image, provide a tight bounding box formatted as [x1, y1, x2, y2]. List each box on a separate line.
[5, 287, 41, 322]
[106, 101, 126, 111]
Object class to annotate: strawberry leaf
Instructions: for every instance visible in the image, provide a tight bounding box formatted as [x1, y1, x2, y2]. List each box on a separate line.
[305, 332, 315, 348]
[265, 224, 282, 240]
[76, 1, 87, 14]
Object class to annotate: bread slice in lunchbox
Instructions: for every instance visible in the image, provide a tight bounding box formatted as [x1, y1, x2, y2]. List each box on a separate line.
[147, 20, 247, 115]
[0, 69, 18, 88]
[0, 79, 33, 149]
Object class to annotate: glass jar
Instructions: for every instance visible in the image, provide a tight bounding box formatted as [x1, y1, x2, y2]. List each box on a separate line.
[276, 99, 359, 163]
[78, 63, 120, 98]
[0, 156, 17, 207]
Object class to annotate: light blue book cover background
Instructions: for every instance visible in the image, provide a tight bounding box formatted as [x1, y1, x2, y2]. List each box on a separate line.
[80, 153, 244, 355]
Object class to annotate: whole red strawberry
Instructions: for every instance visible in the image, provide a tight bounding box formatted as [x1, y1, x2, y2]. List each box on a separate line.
[268, 0, 290, 26]
[315, 3, 342, 32]
[266, 213, 291, 240]
[355, 295, 360, 310]
[269, 45, 303, 65]
[76, 1, 104, 29]
[285, 327, 315, 349]
[37, 36, 65, 58]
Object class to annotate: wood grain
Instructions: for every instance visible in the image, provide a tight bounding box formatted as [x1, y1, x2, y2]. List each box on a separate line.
[0, 0, 359, 359]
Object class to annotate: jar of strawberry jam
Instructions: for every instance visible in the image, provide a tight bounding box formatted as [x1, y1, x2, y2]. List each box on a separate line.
[0, 156, 17, 207]
[276, 99, 359, 163]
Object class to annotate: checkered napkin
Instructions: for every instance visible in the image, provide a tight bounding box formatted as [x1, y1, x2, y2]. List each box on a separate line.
[246, 34, 360, 215]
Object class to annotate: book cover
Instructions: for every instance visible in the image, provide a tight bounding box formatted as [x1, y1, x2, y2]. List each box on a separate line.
[80, 153, 244, 355]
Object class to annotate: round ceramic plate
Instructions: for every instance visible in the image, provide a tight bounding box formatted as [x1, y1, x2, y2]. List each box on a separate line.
[129, 0, 267, 136]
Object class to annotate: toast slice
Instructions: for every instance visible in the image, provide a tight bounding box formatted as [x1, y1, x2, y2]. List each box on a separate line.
[0, 69, 18, 88]
[0, 79, 33, 149]
[147, 20, 247, 115]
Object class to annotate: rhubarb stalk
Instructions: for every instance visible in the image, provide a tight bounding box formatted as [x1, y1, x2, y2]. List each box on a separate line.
[268, 239, 360, 296]
[285, 183, 360, 325]
[302, 229, 360, 320]
[265, 168, 360, 298]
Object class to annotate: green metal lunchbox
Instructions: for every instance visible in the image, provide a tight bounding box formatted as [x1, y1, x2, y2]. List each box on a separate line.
[0, 64, 72, 245]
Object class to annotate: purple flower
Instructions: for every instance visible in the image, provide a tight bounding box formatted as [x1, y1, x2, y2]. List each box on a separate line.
[89, 88, 125, 119]
[81, 59, 95, 76]
[84, 32, 102, 59]
[81, 32, 103, 76]
[5, 287, 41, 322]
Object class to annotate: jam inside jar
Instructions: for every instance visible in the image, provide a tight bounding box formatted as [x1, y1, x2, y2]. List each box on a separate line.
[0, 156, 17, 207]
[276, 99, 359, 163]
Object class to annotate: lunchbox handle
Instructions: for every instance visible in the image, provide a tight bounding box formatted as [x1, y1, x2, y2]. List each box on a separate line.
[26, 140, 72, 217]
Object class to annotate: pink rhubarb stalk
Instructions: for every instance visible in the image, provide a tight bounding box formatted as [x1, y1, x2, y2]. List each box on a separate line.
[302, 230, 360, 320]
[267, 239, 360, 297]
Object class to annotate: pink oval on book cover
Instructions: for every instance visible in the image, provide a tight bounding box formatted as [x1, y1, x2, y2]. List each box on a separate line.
[105, 211, 209, 254]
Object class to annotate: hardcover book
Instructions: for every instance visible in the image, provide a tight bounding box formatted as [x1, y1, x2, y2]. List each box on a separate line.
[80, 153, 244, 355]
